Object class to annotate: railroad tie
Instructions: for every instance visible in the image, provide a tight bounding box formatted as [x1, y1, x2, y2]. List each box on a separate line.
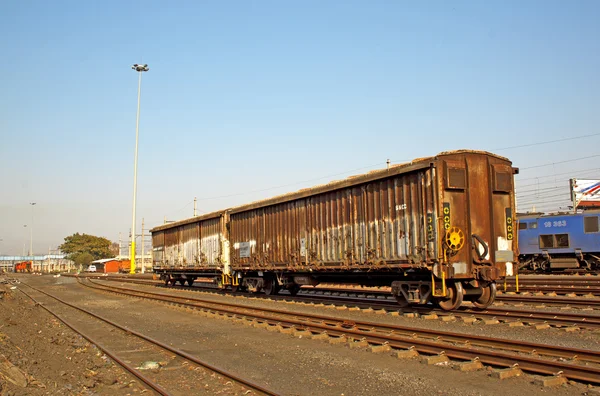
[490, 366, 523, 380]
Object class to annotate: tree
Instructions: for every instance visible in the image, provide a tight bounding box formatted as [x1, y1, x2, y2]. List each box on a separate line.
[74, 252, 94, 268]
[59, 233, 113, 265]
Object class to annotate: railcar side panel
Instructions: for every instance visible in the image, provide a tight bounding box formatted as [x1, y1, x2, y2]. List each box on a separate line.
[152, 231, 164, 265]
[198, 216, 225, 268]
[229, 168, 435, 271]
[163, 227, 180, 267]
[152, 213, 228, 272]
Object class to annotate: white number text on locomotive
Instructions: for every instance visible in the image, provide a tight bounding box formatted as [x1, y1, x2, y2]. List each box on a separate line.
[543, 220, 567, 228]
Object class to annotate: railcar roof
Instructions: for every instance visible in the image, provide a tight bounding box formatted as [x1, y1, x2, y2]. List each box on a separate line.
[517, 210, 600, 219]
[151, 149, 510, 233]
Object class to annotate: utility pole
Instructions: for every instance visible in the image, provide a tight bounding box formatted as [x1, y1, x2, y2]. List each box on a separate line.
[118, 232, 122, 260]
[22, 225, 27, 257]
[29, 203, 36, 257]
[141, 218, 145, 274]
[130, 63, 149, 274]
[194, 197, 197, 217]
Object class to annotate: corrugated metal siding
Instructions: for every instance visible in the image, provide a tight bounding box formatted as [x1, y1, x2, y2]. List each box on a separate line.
[181, 223, 199, 266]
[152, 232, 164, 265]
[230, 168, 434, 270]
[163, 227, 180, 267]
[152, 215, 226, 270]
[199, 217, 223, 266]
[152, 151, 517, 279]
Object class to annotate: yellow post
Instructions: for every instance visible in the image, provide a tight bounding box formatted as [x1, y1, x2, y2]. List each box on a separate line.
[441, 270, 447, 296]
[515, 263, 519, 293]
[431, 268, 447, 297]
[130, 241, 136, 274]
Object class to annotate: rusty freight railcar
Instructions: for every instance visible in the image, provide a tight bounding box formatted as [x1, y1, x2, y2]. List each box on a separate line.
[227, 150, 518, 310]
[151, 210, 230, 286]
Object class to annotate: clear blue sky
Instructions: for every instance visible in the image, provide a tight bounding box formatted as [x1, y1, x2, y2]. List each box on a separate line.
[1, 1, 599, 255]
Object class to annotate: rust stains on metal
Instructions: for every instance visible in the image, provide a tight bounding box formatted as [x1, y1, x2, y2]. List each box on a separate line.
[152, 150, 517, 283]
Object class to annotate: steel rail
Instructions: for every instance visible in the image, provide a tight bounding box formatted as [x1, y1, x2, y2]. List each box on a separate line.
[497, 294, 600, 307]
[74, 274, 600, 297]
[301, 285, 600, 308]
[83, 278, 600, 384]
[20, 281, 278, 396]
[92, 276, 600, 328]
[17, 287, 172, 396]
[90, 274, 600, 308]
[502, 286, 600, 294]
[288, 294, 600, 329]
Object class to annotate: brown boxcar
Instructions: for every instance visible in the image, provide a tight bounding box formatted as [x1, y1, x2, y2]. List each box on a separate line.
[151, 150, 518, 310]
[151, 210, 230, 286]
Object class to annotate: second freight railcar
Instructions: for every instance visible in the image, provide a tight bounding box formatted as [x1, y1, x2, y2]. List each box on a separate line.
[518, 211, 600, 271]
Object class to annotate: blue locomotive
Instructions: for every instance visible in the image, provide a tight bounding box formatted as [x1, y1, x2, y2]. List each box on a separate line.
[518, 211, 600, 271]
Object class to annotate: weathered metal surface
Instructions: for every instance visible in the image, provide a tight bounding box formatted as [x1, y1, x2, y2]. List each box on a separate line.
[228, 150, 517, 279]
[437, 152, 517, 279]
[152, 150, 517, 281]
[151, 213, 229, 270]
[229, 169, 438, 270]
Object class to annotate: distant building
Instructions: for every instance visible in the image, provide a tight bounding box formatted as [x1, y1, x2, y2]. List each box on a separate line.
[0, 255, 75, 273]
[89, 258, 131, 273]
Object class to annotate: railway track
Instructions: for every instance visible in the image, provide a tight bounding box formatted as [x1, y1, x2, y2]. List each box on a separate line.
[79, 273, 600, 292]
[87, 275, 600, 329]
[80, 273, 600, 300]
[82, 277, 600, 385]
[17, 280, 277, 396]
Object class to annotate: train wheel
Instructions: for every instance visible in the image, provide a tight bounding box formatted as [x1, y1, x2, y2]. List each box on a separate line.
[264, 279, 279, 295]
[434, 282, 463, 311]
[164, 277, 170, 286]
[471, 283, 496, 310]
[186, 278, 194, 286]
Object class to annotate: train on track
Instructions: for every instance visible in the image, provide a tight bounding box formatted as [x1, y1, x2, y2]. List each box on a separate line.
[518, 211, 600, 272]
[14, 261, 32, 273]
[151, 150, 518, 310]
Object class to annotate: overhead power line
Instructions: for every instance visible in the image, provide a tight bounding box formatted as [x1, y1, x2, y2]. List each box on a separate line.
[520, 155, 600, 170]
[518, 196, 572, 206]
[147, 133, 600, 227]
[516, 186, 565, 197]
[518, 191, 570, 202]
[516, 167, 600, 183]
[493, 132, 600, 151]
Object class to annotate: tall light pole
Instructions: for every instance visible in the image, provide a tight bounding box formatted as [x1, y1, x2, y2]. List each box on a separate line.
[29, 203, 36, 257]
[130, 63, 149, 274]
[23, 225, 27, 256]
